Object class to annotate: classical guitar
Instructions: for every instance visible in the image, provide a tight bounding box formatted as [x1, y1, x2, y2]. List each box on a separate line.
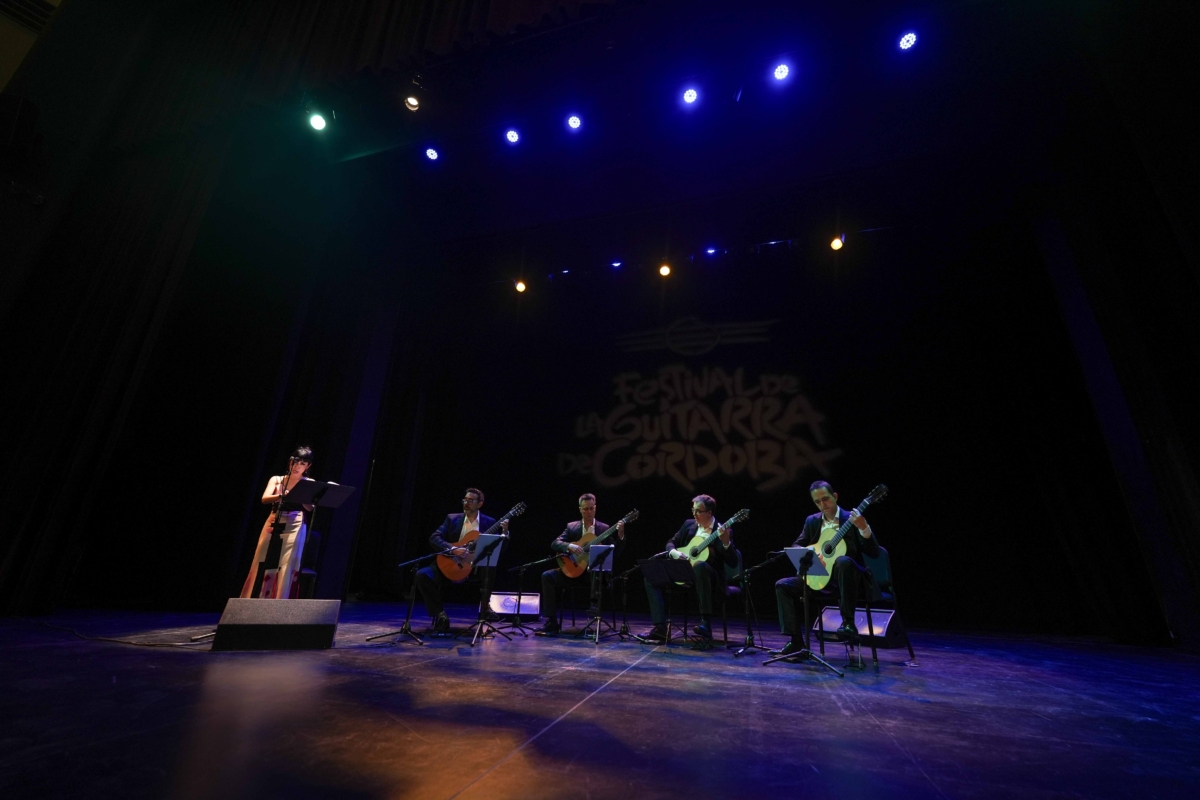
[436, 502, 527, 583]
[676, 508, 751, 566]
[803, 484, 888, 591]
[557, 509, 639, 578]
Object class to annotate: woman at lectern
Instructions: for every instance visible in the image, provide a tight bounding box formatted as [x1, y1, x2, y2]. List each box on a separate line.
[239, 446, 315, 599]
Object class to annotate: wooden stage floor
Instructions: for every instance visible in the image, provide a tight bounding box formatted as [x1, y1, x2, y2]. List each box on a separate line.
[2, 602, 1198, 799]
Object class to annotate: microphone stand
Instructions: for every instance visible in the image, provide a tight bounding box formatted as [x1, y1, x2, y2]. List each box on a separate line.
[731, 552, 785, 657]
[366, 551, 445, 645]
[763, 551, 843, 677]
[496, 555, 559, 636]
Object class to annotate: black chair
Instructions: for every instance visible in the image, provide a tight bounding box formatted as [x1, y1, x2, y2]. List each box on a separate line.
[717, 550, 745, 645]
[816, 545, 916, 669]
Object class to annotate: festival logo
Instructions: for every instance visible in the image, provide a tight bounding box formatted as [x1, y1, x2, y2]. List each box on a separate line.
[558, 364, 841, 492]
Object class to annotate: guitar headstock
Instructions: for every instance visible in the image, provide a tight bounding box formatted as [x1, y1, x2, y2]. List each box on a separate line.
[724, 508, 750, 527]
[621, 509, 640, 524]
[863, 485, 888, 507]
[506, 502, 528, 519]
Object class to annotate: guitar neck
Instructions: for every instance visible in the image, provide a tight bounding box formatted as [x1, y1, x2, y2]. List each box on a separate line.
[830, 500, 871, 547]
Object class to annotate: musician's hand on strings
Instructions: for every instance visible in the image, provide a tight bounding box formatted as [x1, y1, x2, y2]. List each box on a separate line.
[500, 519, 510, 534]
[718, 523, 733, 546]
[850, 509, 872, 537]
[616, 520, 625, 539]
[568, 543, 583, 555]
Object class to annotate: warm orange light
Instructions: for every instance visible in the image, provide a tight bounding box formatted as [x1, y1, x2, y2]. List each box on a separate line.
[515, 280, 526, 292]
[830, 237, 844, 251]
[659, 264, 671, 276]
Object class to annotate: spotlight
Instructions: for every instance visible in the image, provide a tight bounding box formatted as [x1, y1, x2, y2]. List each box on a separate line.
[659, 264, 671, 276]
[831, 236, 844, 251]
[404, 96, 419, 111]
[425, 148, 438, 160]
[567, 115, 582, 129]
[611, 261, 622, 268]
[309, 114, 326, 130]
[506, 129, 519, 143]
[774, 64, 789, 80]
[706, 248, 717, 254]
[515, 280, 527, 293]
[683, 89, 698, 104]
[899, 32, 917, 50]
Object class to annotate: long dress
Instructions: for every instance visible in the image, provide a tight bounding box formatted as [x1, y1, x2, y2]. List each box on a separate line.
[239, 478, 309, 599]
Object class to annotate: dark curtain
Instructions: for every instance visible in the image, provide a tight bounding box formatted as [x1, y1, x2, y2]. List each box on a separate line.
[0, 0, 614, 614]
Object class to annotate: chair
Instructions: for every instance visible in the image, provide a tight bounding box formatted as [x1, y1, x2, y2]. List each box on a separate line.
[816, 545, 916, 669]
[717, 550, 746, 645]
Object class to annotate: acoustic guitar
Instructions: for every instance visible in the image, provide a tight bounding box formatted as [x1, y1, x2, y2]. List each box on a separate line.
[557, 509, 639, 578]
[803, 484, 888, 590]
[675, 508, 750, 566]
[436, 502, 527, 583]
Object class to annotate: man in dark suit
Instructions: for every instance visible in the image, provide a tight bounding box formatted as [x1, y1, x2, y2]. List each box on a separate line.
[639, 494, 737, 642]
[414, 487, 509, 632]
[775, 480, 879, 655]
[534, 493, 625, 635]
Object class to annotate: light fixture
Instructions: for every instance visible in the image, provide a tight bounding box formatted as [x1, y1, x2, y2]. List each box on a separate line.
[831, 235, 844, 250]
[683, 88, 698, 104]
[611, 261, 622, 268]
[425, 148, 438, 160]
[309, 114, 326, 130]
[706, 248, 717, 254]
[515, 280, 527, 293]
[774, 64, 789, 80]
[567, 115, 582, 129]
[405, 96, 419, 111]
[506, 129, 519, 143]
[899, 32, 917, 50]
[659, 264, 671, 276]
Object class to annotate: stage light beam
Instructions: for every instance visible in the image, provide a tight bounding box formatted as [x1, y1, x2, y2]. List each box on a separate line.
[899, 32, 917, 50]
[309, 114, 326, 130]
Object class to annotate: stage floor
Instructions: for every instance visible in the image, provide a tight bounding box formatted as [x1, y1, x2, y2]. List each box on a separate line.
[2, 603, 1197, 799]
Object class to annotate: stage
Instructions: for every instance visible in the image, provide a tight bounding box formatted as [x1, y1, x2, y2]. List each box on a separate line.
[2, 604, 1197, 799]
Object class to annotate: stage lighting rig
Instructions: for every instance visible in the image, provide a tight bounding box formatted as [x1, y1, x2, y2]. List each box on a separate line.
[425, 148, 439, 160]
[899, 32, 917, 50]
[506, 129, 520, 143]
[683, 88, 698, 104]
[309, 114, 326, 130]
[773, 64, 789, 80]
[567, 115, 582, 130]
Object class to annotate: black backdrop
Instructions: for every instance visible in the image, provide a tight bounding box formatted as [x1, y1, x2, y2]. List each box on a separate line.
[3, 0, 1200, 647]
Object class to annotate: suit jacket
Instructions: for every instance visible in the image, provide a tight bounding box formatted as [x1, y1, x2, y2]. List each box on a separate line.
[791, 509, 880, 565]
[551, 520, 612, 554]
[430, 512, 497, 553]
[666, 519, 738, 570]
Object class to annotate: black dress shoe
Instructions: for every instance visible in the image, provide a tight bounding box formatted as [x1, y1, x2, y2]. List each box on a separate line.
[693, 622, 713, 640]
[778, 640, 803, 656]
[636, 625, 667, 643]
[432, 613, 450, 633]
[534, 621, 561, 636]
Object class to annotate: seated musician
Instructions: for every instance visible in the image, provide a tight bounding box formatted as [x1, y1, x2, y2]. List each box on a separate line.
[534, 493, 625, 636]
[640, 494, 736, 642]
[775, 480, 879, 655]
[414, 488, 508, 632]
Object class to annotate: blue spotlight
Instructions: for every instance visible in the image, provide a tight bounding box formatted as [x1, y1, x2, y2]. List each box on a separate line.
[309, 114, 326, 130]
[899, 32, 917, 50]
[567, 115, 582, 129]
[425, 148, 438, 160]
[611, 261, 622, 268]
[706, 248, 717, 254]
[774, 64, 789, 80]
[506, 129, 519, 143]
[683, 88, 698, 104]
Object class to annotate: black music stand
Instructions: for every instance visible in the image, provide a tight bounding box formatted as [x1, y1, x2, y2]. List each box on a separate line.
[459, 534, 510, 646]
[731, 552, 785, 657]
[612, 562, 641, 640]
[577, 545, 617, 644]
[762, 549, 843, 677]
[636, 558, 695, 646]
[366, 551, 443, 646]
[248, 480, 356, 599]
[498, 555, 558, 637]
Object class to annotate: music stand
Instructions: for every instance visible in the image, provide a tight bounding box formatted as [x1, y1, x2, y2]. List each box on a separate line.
[460, 534, 510, 646]
[762, 548, 843, 676]
[730, 552, 785, 657]
[497, 554, 558, 637]
[365, 550, 443, 646]
[247, 480, 356, 600]
[636, 558, 695, 646]
[577, 545, 617, 644]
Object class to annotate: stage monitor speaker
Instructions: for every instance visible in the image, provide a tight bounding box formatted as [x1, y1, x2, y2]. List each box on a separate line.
[489, 592, 540, 617]
[212, 599, 341, 651]
[813, 606, 906, 647]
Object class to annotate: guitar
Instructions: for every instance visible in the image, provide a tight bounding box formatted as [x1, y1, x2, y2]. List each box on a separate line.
[675, 509, 750, 566]
[557, 509, 639, 578]
[436, 502, 527, 583]
[803, 484, 888, 590]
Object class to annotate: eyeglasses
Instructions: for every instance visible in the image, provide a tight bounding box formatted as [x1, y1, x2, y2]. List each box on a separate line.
[692, 507, 709, 515]
[463, 497, 482, 504]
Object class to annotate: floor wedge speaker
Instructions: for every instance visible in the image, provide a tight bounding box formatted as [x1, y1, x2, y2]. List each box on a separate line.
[813, 606, 906, 647]
[212, 599, 341, 651]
